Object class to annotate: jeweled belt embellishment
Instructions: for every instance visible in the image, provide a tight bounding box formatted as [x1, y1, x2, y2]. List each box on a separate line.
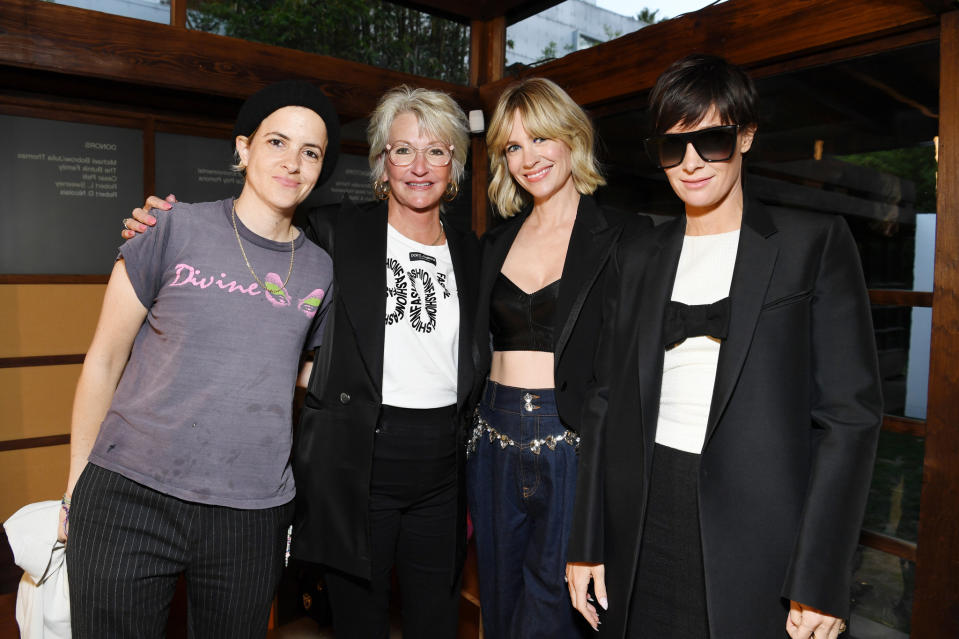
[466, 408, 580, 458]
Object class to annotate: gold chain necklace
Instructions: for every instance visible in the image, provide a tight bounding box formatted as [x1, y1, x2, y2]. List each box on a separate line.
[232, 200, 295, 292]
[430, 223, 444, 246]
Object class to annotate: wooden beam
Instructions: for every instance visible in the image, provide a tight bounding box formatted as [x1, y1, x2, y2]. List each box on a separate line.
[479, 0, 939, 111]
[868, 290, 934, 307]
[0, 355, 85, 369]
[469, 17, 506, 236]
[171, 0, 187, 28]
[469, 17, 506, 88]
[859, 529, 918, 563]
[0, 435, 70, 452]
[912, 10, 959, 638]
[0, 0, 479, 120]
[0, 275, 108, 284]
[919, 0, 959, 14]
[882, 414, 927, 438]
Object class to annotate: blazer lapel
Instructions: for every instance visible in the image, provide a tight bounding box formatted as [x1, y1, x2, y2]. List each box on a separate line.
[444, 218, 476, 409]
[335, 201, 388, 395]
[637, 218, 685, 467]
[704, 198, 779, 446]
[480, 214, 524, 303]
[553, 196, 621, 361]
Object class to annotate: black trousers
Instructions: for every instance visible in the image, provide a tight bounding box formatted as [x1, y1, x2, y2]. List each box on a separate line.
[628, 444, 710, 639]
[66, 464, 294, 639]
[323, 404, 461, 639]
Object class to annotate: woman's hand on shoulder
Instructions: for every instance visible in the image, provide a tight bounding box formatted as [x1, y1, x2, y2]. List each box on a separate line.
[566, 561, 607, 630]
[787, 600, 847, 639]
[121, 194, 176, 239]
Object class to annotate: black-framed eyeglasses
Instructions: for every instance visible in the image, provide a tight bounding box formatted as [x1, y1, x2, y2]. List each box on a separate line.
[644, 125, 740, 169]
[386, 143, 454, 167]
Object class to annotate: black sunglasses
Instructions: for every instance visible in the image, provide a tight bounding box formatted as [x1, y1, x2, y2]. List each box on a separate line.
[644, 124, 740, 169]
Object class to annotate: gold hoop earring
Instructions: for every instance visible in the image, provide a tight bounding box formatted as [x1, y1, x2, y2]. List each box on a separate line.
[373, 180, 391, 200]
[443, 181, 458, 202]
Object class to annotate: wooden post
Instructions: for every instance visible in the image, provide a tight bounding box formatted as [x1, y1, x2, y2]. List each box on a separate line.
[171, 0, 187, 27]
[911, 9, 959, 638]
[468, 17, 505, 236]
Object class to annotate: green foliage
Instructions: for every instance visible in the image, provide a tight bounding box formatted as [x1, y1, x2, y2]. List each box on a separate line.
[602, 24, 622, 40]
[540, 41, 558, 60]
[187, 0, 469, 84]
[840, 145, 938, 212]
[636, 8, 662, 25]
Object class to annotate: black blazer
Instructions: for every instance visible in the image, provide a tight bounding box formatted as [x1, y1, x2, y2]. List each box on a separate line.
[291, 198, 481, 582]
[474, 195, 650, 427]
[569, 197, 883, 638]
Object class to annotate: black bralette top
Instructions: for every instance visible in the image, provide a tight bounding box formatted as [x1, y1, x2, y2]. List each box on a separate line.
[490, 273, 559, 352]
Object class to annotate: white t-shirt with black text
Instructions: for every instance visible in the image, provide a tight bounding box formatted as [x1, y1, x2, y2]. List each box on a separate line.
[382, 223, 460, 408]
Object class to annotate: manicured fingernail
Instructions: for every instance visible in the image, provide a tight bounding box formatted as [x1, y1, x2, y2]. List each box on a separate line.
[138, 223, 147, 232]
[600, 597, 608, 610]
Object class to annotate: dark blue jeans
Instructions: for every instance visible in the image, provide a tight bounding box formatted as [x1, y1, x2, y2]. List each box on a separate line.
[466, 381, 589, 639]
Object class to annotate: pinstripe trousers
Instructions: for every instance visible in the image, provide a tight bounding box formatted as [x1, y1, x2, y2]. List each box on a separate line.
[66, 463, 294, 639]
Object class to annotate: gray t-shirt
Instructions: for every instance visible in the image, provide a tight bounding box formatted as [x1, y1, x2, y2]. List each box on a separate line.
[88, 198, 333, 509]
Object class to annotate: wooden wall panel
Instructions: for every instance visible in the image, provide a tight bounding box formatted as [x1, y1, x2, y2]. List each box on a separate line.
[0, 284, 104, 358]
[0, 365, 80, 442]
[912, 10, 959, 638]
[479, 0, 938, 110]
[0, 446, 69, 521]
[0, 0, 479, 121]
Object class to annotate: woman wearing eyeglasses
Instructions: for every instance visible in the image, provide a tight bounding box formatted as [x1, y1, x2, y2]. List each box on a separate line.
[566, 54, 882, 639]
[124, 85, 480, 639]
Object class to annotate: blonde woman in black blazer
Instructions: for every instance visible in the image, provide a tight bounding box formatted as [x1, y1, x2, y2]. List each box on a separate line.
[567, 55, 882, 639]
[468, 78, 648, 639]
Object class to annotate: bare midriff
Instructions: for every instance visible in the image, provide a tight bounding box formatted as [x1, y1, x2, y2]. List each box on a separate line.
[489, 350, 555, 389]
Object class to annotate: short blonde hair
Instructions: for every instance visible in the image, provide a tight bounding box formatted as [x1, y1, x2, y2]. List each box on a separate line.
[367, 86, 470, 190]
[487, 78, 605, 218]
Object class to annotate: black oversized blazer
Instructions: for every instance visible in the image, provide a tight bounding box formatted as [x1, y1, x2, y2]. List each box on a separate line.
[568, 197, 883, 638]
[290, 198, 481, 583]
[474, 195, 650, 428]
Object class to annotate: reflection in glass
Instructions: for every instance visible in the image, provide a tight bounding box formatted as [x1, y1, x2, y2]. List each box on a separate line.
[862, 431, 923, 543]
[186, 0, 470, 84]
[505, 1, 645, 70]
[850, 546, 913, 636]
[46, 0, 170, 24]
[871, 304, 931, 419]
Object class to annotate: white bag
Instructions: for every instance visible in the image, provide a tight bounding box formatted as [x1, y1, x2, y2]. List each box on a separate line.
[3, 500, 71, 639]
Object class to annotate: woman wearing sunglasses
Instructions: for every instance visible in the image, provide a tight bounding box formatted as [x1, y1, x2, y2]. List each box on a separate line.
[567, 54, 882, 639]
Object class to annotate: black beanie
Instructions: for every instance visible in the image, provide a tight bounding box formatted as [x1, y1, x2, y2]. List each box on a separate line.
[232, 80, 341, 188]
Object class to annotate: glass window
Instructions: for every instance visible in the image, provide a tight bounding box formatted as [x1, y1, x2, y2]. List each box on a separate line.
[871, 303, 932, 420]
[862, 431, 923, 543]
[47, 0, 170, 24]
[505, 1, 719, 71]
[851, 546, 914, 636]
[186, 0, 470, 84]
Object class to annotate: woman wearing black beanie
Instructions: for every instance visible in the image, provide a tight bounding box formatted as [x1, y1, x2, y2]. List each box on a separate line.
[64, 80, 337, 638]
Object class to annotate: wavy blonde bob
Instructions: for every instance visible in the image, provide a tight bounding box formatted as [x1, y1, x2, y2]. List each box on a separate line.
[367, 85, 470, 192]
[487, 78, 605, 218]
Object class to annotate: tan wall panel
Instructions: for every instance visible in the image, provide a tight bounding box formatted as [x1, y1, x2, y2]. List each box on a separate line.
[0, 284, 105, 357]
[0, 445, 69, 521]
[0, 365, 80, 441]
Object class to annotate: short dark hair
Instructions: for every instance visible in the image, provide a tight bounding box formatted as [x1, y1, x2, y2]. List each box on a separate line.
[648, 54, 759, 135]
